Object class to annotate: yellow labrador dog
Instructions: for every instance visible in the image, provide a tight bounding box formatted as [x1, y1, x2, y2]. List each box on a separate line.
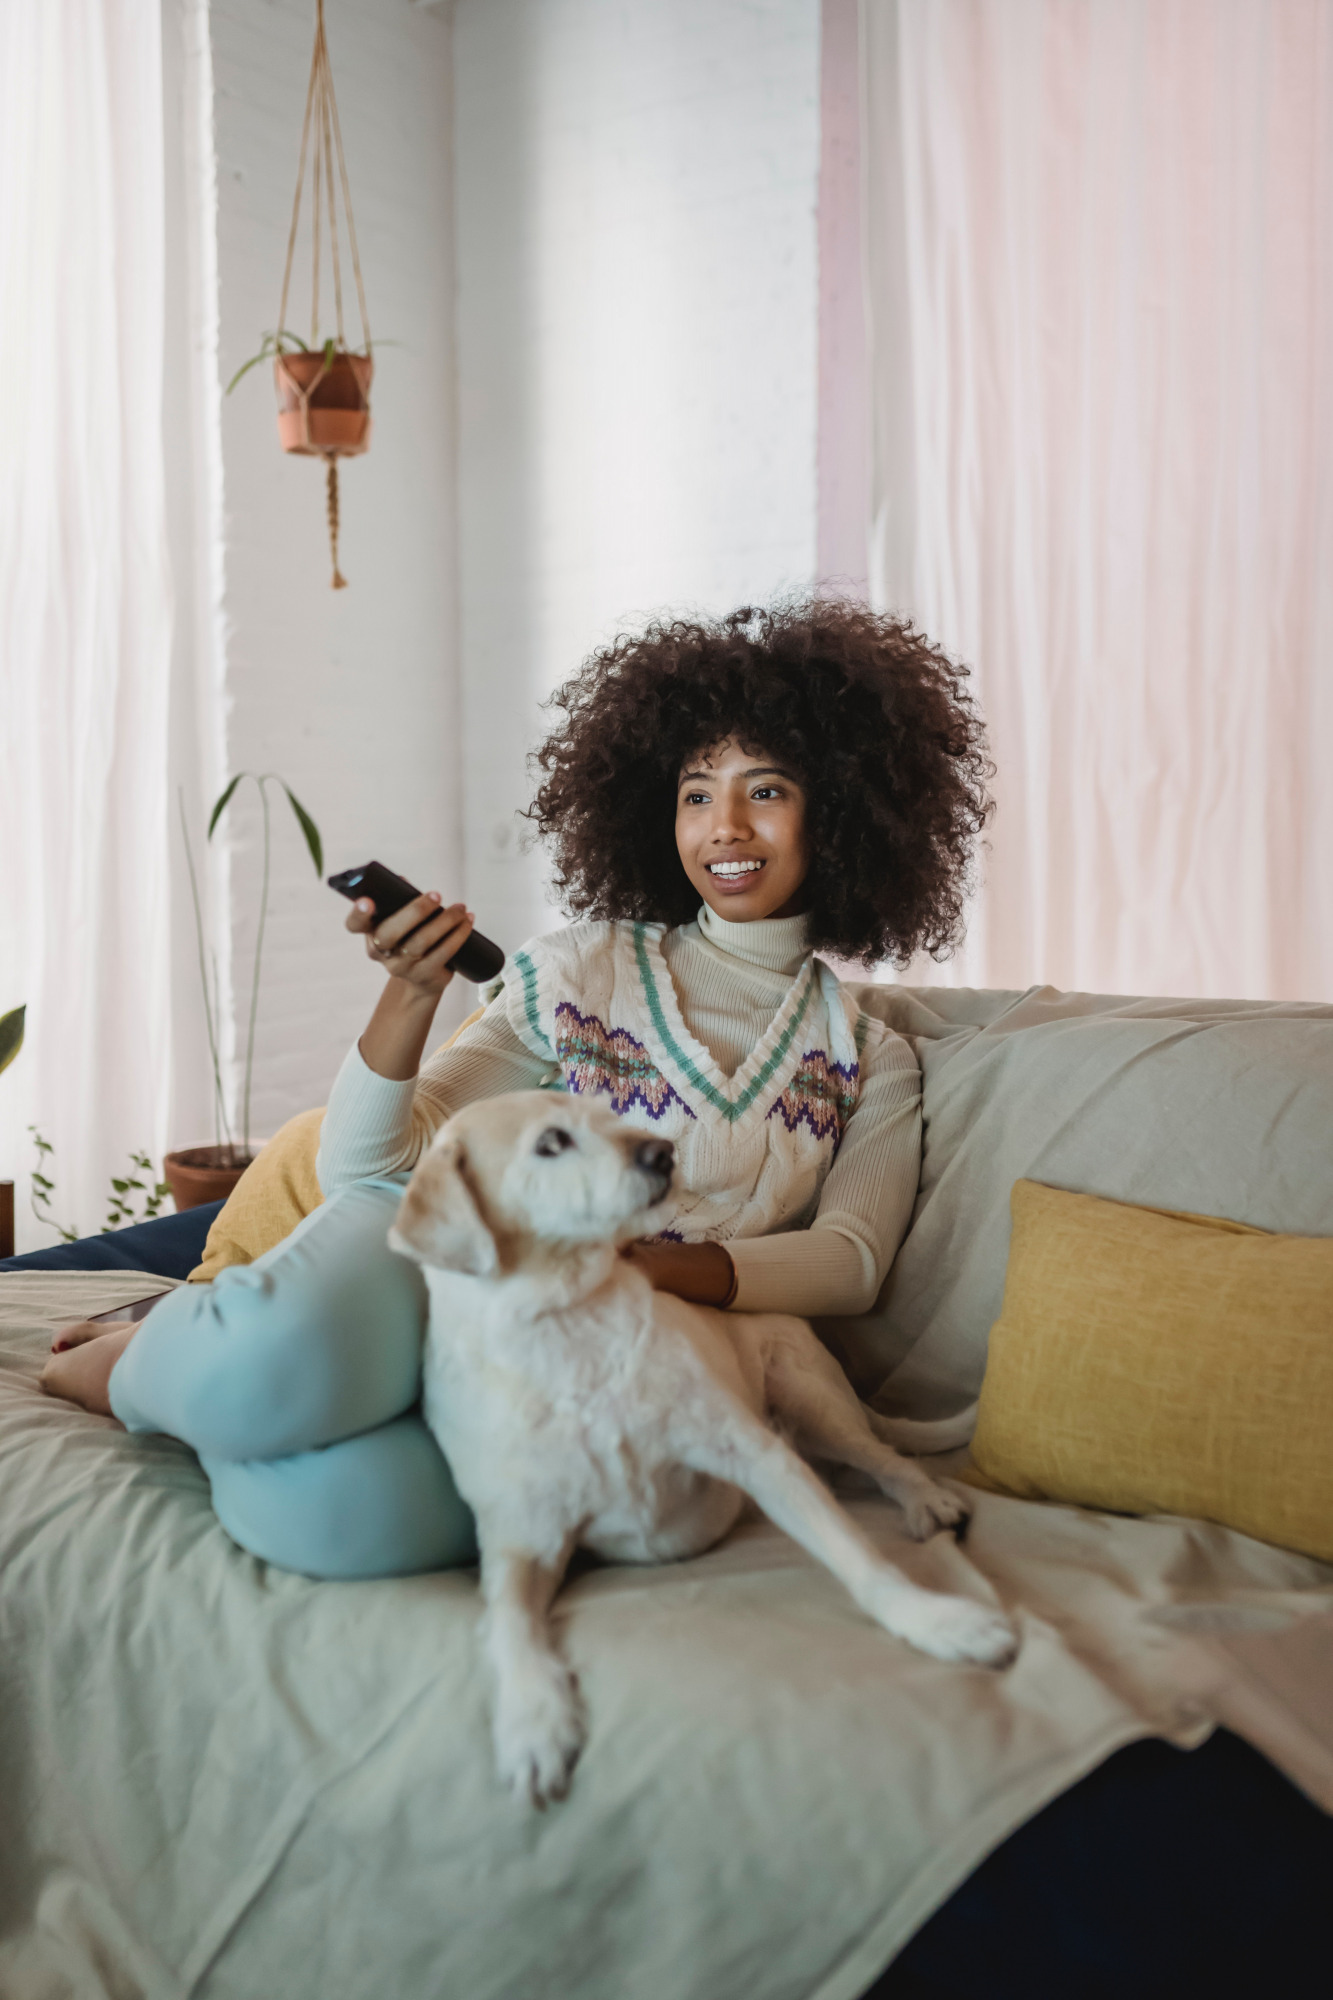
[390, 1091, 1017, 1806]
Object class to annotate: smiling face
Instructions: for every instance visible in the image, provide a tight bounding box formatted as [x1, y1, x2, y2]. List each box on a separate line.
[674, 738, 811, 923]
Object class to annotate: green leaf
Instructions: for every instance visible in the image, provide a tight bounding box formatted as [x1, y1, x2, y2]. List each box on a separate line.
[224, 350, 268, 396]
[111, 1178, 129, 1193]
[281, 784, 324, 874]
[32, 1173, 52, 1191]
[0, 1004, 24, 1076]
[224, 328, 311, 394]
[208, 773, 247, 839]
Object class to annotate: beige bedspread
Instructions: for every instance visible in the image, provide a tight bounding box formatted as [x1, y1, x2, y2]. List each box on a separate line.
[3, 1271, 1330, 2000]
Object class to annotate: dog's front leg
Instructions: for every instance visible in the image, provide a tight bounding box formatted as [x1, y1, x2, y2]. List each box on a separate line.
[678, 1411, 1017, 1668]
[478, 1527, 584, 1807]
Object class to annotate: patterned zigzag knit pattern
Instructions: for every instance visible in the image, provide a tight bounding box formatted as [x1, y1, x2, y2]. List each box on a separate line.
[555, 1001, 697, 1122]
[767, 1050, 859, 1143]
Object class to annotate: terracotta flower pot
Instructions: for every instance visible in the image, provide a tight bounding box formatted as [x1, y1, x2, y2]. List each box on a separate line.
[163, 1145, 257, 1212]
[274, 349, 373, 457]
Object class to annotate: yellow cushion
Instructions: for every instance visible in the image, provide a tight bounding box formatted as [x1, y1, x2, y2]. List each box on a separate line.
[188, 1007, 488, 1282]
[189, 1107, 327, 1281]
[971, 1179, 1333, 1563]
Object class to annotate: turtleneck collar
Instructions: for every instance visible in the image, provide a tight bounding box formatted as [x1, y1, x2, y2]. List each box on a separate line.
[695, 902, 811, 976]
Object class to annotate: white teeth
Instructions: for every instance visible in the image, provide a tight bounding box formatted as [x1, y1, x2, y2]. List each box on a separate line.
[708, 860, 764, 876]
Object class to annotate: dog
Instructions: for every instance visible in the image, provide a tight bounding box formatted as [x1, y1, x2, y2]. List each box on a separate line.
[389, 1091, 1018, 1806]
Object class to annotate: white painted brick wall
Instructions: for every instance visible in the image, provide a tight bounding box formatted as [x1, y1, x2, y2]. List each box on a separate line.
[204, 0, 464, 1145]
[453, 0, 821, 951]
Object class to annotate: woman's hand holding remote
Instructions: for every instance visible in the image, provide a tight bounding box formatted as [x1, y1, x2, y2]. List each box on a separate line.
[346, 892, 476, 1081]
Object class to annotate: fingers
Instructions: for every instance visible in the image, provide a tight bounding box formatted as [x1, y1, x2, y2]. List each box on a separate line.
[344, 890, 439, 943]
[377, 904, 471, 966]
[344, 892, 474, 974]
[357, 896, 475, 985]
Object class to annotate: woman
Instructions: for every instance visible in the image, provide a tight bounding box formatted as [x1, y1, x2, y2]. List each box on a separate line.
[43, 600, 993, 1578]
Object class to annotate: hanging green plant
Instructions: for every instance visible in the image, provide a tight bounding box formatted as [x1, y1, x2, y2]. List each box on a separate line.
[243, 0, 373, 589]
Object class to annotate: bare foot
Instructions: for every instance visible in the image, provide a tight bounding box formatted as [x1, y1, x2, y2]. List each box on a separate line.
[40, 1323, 138, 1417]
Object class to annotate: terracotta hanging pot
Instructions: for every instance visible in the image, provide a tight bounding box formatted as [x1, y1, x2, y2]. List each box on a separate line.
[274, 348, 373, 457]
[162, 1145, 257, 1212]
[270, 0, 373, 588]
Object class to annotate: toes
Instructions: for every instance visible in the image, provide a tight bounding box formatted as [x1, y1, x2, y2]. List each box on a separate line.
[51, 1321, 103, 1354]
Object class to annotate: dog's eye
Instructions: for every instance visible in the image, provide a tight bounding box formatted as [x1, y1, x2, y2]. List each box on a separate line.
[534, 1127, 576, 1158]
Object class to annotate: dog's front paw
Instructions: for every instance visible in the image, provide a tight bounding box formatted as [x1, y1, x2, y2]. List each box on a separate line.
[889, 1591, 1019, 1669]
[893, 1474, 973, 1541]
[493, 1657, 587, 1808]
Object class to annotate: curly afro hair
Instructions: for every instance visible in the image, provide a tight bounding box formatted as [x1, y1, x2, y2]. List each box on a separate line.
[526, 599, 995, 967]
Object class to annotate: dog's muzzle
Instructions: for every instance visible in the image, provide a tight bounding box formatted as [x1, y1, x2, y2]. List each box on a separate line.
[634, 1137, 675, 1205]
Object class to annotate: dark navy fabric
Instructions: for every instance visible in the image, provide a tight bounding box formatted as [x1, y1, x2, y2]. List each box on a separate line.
[865, 1728, 1331, 2000]
[0, 1203, 221, 1281]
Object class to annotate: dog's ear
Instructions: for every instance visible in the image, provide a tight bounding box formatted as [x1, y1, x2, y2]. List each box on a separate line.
[390, 1137, 498, 1276]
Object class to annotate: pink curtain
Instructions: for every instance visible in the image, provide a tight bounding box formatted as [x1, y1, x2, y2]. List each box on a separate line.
[863, 0, 1333, 1000]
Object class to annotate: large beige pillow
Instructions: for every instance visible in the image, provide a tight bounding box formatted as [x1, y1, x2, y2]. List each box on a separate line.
[829, 985, 1333, 1408]
[970, 1179, 1333, 1563]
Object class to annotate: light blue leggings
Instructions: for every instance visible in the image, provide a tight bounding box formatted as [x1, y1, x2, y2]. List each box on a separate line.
[108, 1179, 478, 1579]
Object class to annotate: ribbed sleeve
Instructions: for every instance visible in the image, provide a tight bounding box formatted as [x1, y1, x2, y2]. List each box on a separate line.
[727, 1036, 921, 1315]
[316, 999, 555, 1193]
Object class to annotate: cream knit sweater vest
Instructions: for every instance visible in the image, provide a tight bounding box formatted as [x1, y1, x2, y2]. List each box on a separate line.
[505, 919, 887, 1245]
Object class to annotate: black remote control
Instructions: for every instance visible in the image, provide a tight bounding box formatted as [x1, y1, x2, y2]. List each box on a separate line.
[327, 862, 506, 984]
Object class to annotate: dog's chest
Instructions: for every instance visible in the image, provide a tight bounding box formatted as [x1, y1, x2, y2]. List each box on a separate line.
[422, 1296, 710, 1527]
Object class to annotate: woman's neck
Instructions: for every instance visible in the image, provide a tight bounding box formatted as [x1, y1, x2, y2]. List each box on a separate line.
[695, 902, 811, 975]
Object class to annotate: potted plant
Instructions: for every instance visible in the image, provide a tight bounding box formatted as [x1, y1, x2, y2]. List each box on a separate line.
[224, 0, 374, 588]
[227, 330, 373, 459]
[166, 775, 323, 1211]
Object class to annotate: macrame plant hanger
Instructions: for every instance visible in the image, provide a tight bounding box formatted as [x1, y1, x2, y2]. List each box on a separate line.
[274, 0, 372, 588]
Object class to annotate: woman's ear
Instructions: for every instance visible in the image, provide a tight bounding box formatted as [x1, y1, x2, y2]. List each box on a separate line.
[389, 1137, 498, 1276]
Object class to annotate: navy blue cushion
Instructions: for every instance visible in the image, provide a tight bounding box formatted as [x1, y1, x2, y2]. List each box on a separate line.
[865, 1728, 1331, 1999]
[0, 1202, 222, 1282]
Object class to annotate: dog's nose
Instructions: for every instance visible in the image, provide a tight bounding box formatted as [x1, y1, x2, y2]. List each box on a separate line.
[635, 1138, 674, 1178]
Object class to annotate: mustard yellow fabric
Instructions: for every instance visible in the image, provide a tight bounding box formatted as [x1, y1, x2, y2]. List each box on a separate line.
[188, 1008, 487, 1282]
[971, 1180, 1333, 1563]
[188, 1107, 328, 1281]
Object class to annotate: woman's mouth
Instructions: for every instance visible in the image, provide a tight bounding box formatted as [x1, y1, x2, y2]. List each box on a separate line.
[705, 858, 766, 892]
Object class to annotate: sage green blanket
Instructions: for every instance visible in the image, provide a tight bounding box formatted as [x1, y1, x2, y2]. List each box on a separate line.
[3, 1271, 1330, 2000]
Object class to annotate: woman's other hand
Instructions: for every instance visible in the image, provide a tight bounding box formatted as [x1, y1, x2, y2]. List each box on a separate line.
[345, 892, 475, 1001]
[622, 1240, 737, 1307]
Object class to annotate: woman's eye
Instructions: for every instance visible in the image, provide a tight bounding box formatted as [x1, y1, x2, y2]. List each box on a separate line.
[685, 791, 710, 806]
[751, 786, 780, 800]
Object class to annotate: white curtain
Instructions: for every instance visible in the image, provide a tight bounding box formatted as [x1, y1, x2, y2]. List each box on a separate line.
[0, 2, 175, 1247]
[863, 0, 1333, 1001]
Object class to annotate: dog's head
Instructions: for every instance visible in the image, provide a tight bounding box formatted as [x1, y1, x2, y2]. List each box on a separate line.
[388, 1091, 675, 1275]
